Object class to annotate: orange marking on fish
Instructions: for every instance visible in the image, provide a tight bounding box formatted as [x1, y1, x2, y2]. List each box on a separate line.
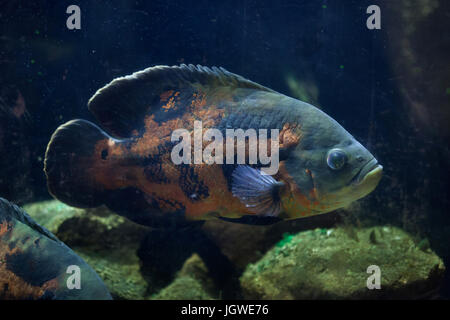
[190, 91, 208, 115]
[280, 123, 302, 148]
[159, 90, 174, 102]
[134, 164, 249, 220]
[89, 95, 240, 220]
[0, 221, 11, 237]
[0, 236, 47, 299]
[278, 163, 316, 217]
[162, 97, 176, 112]
[189, 164, 249, 218]
[42, 278, 59, 291]
[91, 145, 248, 220]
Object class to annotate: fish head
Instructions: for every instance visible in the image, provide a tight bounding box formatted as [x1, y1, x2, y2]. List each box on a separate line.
[281, 104, 382, 218]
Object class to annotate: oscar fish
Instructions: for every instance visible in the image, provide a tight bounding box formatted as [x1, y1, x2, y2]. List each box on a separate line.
[0, 197, 111, 299]
[44, 64, 382, 227]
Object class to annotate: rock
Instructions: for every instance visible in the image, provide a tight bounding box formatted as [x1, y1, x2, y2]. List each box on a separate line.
[201, 220, 270, 270]
[151, 253, 216, 300]
[23, 200, 81, 234]
[137, 226, 237, 296]
[152, 276, 212, 300]
[24, 200, 151, 300]
[178, 253, 216, 293]
[240, 226, 445, 299]
[202, 213, 339, 270]
[76, 248, 147, 300]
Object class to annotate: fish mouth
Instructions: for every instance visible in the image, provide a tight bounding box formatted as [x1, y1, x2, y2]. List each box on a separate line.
[351, 158, 383, 186]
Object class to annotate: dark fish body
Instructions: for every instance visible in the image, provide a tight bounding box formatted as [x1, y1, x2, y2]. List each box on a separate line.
[0, 198, 111, 300]
[44, 65, 382, 227]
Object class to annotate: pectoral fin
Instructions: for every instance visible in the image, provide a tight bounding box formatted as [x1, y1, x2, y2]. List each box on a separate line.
[231, 165, 284, 217]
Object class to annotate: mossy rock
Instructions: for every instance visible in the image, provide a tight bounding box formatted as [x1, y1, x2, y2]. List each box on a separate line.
[240, 226, 445, 299]
[23, 200, 82, 234]
[151, 253, 216, 300]
[202, 213, 337, 270]
[152, 276, 213, 300]
[76, 248, 148, 300]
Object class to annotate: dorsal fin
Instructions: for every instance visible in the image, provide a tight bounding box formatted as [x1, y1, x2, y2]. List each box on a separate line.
[88, 64, 276, 138]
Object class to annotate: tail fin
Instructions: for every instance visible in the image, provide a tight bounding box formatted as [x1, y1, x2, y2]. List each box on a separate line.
[44, 119, 109, 208]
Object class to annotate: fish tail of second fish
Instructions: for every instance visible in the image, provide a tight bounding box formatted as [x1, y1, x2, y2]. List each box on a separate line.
[44, 119, 110, 208]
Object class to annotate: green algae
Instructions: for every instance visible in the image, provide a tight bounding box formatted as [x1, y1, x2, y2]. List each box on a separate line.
[241, 226, 445, 299]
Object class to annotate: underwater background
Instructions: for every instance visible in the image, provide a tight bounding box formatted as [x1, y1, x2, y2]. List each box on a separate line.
[0, 0, 449, 299]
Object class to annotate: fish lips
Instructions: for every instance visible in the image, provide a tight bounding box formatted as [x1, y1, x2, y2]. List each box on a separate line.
[351, 158, 383, 186]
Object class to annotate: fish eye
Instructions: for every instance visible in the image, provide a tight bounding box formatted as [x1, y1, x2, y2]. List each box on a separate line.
[327, 149, 347, 170]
